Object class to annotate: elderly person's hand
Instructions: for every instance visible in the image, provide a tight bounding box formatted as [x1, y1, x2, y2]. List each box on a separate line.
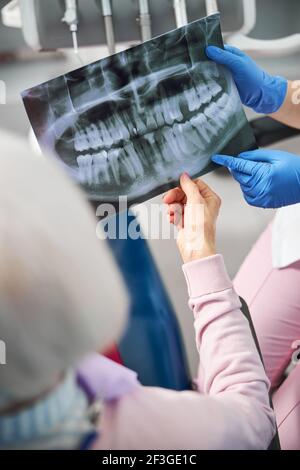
[164, 173, 221, 263]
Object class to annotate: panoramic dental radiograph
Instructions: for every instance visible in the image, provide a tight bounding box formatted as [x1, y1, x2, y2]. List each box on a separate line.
[22, 14, 257, 205]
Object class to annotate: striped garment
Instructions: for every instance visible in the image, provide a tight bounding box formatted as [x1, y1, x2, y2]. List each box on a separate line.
[0, 372, 99, 450]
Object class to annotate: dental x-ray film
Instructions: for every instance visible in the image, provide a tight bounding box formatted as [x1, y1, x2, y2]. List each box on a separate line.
[22, 14, 257, 205]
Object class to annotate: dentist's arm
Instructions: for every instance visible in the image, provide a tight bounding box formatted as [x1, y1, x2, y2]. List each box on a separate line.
[272, 80, 300, 129]
[206, 45, 300, 129]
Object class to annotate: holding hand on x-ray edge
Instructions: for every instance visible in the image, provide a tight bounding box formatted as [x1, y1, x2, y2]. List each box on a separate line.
[206, 45, 300, 209]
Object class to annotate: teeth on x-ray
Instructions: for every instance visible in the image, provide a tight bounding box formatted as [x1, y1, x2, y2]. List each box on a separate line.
[73, 65, 239, 189]
[22, 15, 255, 204]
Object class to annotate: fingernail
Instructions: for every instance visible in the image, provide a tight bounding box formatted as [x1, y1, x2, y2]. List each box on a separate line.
[182, 172, 190, 179]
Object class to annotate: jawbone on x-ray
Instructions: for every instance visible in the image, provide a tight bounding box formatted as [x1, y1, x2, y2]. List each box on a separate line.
[22, 14, 257, 205]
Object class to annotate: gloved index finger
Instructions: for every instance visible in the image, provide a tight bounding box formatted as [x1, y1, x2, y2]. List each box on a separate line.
[212, 154, 257, 175]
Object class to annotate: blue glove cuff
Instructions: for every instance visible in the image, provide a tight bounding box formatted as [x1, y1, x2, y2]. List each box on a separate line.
[251, 74, 288, 114]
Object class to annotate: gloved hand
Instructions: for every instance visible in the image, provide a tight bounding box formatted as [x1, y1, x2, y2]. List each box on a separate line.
[206, 45, 288, 114]
[212, 150, 300, 209]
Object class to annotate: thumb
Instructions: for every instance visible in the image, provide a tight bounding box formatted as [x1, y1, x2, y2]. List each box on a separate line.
[212, 154, 257, 175]
[206, 45, 240, 71]
[180, 173, 203, 203]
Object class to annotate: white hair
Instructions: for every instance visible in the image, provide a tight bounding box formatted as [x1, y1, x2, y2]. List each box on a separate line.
[0, 131, 128, 403]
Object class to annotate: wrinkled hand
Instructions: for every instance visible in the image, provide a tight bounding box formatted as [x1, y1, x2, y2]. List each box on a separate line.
[213, 150, 300, 209]
[164, 173, 221, 263]
[206, 45, 287, 114]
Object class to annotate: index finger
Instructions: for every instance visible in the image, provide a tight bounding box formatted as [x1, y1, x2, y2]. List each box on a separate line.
[212, 154, 257, 175]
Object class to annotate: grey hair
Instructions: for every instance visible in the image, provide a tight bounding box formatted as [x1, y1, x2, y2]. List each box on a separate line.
[0, 131, 128, 402]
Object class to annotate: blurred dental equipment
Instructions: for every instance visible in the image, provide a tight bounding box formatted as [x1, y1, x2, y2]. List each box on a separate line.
[138, 0, 152, 42]
[173, 0, 188, 28]
[2, 0, 295, 57]
[100, 0, 115, 55]
[205, 0, 219, 16]
[62, 0, 79, 56]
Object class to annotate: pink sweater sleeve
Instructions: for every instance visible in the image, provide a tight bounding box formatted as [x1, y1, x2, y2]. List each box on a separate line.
[95, 255, 276, 450]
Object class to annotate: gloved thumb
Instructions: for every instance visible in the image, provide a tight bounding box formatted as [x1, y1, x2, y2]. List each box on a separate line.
[206, 46, 240, 71]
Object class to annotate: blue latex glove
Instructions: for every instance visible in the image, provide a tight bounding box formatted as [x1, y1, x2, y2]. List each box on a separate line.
[206, 45, 288, 114]
[212, 150, 300, 209]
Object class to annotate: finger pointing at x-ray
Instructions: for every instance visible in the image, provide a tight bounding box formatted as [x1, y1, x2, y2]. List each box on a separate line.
[212, 150, 300, 209]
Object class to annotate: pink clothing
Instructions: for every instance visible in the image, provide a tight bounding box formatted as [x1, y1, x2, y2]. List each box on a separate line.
[234, 223, 300, 388]
[77, 354, 139, 402]
[93, 255, 275, 450]
[234, 222, 300, 449]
